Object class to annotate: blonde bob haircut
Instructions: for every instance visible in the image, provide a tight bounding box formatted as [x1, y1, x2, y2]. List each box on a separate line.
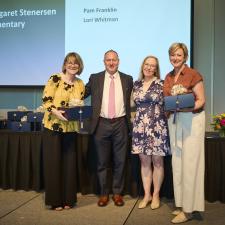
[62, 52, 84, 75]
[169, 42, 189, 62]
[138, 55, 160, 80]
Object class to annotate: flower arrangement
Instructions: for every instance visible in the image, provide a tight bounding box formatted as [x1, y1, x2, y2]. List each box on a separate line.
[211, 113, 225, 137]
[171, 84, 187, 96]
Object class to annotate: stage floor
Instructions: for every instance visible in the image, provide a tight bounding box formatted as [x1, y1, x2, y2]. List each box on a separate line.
[0, 189, 224, 225]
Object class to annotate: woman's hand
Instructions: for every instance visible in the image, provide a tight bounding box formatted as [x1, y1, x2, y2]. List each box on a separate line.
[51, 108, 68, 121]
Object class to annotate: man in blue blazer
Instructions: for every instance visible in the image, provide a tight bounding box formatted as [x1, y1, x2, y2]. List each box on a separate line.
[85, 50, 133, 207]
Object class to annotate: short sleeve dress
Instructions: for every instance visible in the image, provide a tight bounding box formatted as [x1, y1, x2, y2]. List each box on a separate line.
[132, 79, 170, 156]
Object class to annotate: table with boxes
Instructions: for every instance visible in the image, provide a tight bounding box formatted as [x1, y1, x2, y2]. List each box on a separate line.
[7, 111, 44, 132]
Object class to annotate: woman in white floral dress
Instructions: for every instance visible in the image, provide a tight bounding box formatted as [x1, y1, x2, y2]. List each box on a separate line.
[132, 55, 170, 210]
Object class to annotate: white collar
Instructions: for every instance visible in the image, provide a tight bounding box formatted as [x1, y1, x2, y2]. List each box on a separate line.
[105, 71, 119, 79]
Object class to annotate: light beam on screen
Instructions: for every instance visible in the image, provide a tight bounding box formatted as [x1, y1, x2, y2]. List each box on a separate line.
[65, 0, 191, 84]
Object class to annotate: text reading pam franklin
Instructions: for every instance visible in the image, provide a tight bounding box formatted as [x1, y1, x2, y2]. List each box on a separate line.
[83, 7, 118, 23]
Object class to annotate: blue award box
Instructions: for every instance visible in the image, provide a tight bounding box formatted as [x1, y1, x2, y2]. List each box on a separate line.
[27, 112, 44, 122]
[164, 93, 195, 111]
[27, 112, 44, 131]
[61, 106, 92, 121]
[7, 111, 32, 121]
[7, 121, 31, 132]
[60, 106, 92, 134]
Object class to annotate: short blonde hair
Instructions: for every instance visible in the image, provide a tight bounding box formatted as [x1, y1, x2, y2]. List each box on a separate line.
[169, 42, 188, 62]
[62, 52, 84, 75]
[138, 55, 160, 80]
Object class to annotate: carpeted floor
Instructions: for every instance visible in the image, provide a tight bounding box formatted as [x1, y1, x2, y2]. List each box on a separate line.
[0, 189, 224, 225]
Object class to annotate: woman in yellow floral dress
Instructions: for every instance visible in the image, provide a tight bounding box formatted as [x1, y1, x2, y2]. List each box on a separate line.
[42, 52, 85, 211]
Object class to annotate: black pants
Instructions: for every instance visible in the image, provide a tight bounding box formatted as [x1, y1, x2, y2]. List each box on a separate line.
[43, 129, 77, 207]
[94, 117, 128, 195]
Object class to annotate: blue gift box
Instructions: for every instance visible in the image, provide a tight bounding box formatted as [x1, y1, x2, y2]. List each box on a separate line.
[164, 93, 195, 111]
[60, 106, 92, 121]
[27, 112, 44, 122]
[59, 106, 92, 134]
[26, 112, 44, 131]
[7, 111, 32, 121]
[7, 121, 31, 132]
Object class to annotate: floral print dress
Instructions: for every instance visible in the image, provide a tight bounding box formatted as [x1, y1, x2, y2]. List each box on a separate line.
[132, 79, 170, 156]
[42, 73, 85, 132]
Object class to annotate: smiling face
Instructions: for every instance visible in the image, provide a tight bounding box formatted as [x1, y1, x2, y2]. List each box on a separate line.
[62, 52, 83, 75]
[142, 57, 157, 79]
[169, 48, 187, 70]
[65, 56, 79, 75]
[104, 51, 119, 75]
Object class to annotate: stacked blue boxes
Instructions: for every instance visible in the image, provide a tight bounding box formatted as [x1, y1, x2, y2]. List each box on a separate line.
[7, 111, 44, 132]
[7, 111, 32, 131]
